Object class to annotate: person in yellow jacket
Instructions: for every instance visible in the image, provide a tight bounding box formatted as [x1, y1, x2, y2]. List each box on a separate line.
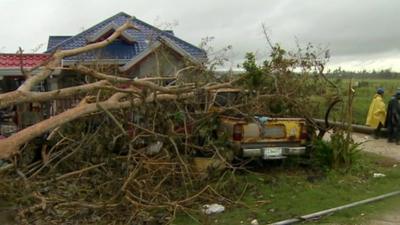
[366, 88, 386, 138]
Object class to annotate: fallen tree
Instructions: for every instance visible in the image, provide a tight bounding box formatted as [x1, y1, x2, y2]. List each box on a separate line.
[0, 20, 350, 224]
[0, 18, 230, 159]
[0, 19, 244, 224]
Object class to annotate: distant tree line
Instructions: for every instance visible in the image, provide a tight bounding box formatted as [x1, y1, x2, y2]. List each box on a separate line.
[326, 67, 400, 79]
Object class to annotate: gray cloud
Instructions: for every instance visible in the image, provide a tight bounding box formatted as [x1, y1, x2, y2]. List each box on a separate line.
[1, 0, 399, 70]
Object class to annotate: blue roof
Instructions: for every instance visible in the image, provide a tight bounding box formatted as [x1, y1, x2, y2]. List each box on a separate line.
[45, 12, 207, 63]
[47, 36, 72, 50]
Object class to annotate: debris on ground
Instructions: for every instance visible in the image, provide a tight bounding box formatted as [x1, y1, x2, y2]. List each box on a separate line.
[373, 173, 386, 178]
[251, 219, 259, 225]
[202, 203, 226, 215]
[145, 141, 164, 155]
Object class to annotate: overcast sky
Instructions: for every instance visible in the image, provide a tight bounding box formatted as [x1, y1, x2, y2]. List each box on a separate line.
[1, 0, 399, 71]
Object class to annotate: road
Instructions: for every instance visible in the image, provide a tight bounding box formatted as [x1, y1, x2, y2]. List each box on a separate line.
[353, 133, 400, 161]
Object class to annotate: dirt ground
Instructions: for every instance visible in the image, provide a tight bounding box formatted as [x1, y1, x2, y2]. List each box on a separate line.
[353, 133, 400, 161]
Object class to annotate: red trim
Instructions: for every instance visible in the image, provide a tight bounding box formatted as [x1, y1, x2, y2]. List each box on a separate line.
[0, 53, 50, 68]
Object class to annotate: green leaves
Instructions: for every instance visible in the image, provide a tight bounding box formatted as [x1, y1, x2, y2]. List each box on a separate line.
[242, 52, 266, 90]
[312, 131, 361, 171]
[172, 111, 185, 123]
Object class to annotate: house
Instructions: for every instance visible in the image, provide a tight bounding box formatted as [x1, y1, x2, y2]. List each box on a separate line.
[0, 54, 49, 133]
[0, 54, 50, 93]
[0, 12, 207, 130]
[46, 12, 206, 78]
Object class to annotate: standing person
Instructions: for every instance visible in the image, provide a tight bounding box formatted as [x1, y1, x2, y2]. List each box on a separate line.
[366, 88, 386, 138]
[386, 91, 400, 144]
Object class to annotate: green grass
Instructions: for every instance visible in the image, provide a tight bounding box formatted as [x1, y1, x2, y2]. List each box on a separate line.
[336, 78, 400, 125]
[312, 78, 400, 125]
[308, 195, 400, 225]
[173, 153, 400, 225]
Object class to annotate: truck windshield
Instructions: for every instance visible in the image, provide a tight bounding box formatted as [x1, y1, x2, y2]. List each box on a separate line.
[214, 92, 240, 107]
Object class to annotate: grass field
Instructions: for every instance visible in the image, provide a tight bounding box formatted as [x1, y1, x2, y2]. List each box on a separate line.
[174, 153, 400, 225]
[320, 78, 400, 125]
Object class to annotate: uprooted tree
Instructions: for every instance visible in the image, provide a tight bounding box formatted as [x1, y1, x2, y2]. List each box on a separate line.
[0, 19, 348, 224]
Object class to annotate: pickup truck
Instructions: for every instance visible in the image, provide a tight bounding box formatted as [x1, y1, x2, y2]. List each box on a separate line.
[206, 88, 309, 160]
